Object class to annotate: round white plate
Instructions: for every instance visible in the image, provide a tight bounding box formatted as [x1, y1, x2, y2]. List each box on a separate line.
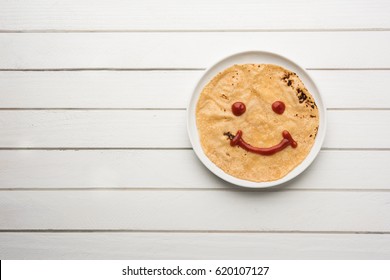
[187, 51, 327, 188]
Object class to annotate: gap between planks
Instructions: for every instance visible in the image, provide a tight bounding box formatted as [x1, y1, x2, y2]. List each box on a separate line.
[0, 148, 389, 151]
[0, 229, 389, 234]
[1, 68, 390, 71]
[0, 108, 389, 111]
[0, 188, 389, 192]
[1, 28, 390, 33]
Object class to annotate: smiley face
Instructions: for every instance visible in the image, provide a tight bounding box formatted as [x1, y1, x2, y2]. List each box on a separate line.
[225, 101, 297, 156]
[196, 64, 319, 182]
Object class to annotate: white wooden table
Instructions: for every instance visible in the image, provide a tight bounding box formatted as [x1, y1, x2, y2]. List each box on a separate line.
[0, 0, 390, 259]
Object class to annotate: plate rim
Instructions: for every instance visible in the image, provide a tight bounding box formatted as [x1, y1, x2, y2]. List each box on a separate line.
[187, 50, 327, 188]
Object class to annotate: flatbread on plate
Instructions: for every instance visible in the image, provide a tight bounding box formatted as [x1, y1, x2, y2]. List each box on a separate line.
[196, 64, 319, 182]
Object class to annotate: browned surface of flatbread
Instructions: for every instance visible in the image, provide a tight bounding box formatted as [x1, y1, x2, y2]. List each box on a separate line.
[196, 64, 319, 182]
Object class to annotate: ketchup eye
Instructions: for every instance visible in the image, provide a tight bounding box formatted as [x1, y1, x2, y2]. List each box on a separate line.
[232, 102, 246, 116]
[272, 101, 285, 114]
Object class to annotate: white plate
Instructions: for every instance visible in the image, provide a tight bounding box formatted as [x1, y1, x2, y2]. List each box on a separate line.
[187, 51, 327, 188]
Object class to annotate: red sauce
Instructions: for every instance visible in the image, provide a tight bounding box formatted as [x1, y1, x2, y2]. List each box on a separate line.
[272, 101, 285, 114]
[232, 102, 246, 116]
[230, 130, 297, 156]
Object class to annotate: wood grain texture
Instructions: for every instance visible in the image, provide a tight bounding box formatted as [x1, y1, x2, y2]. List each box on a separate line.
[1, 232, 389, 259]
[0, 150, 388, 190]
[0, 0, 389, 31]
[0, 70, 389, 109]
[0, 110, 388, 148]
[1, 32, 390, 69]
[0, 190, 389, 231]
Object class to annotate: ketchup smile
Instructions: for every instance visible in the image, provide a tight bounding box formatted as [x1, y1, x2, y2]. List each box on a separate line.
[229, 130, 297, 156]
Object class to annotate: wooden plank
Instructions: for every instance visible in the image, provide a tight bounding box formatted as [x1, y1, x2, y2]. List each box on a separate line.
[0, 190, 389, 231]
[0, 110, 388, 148]
[1, 32, 389, 69]
[326, 111, 390, 148]
[0, 232, 389, 259]
[0, 71, 199, 109]
[310, 70, 390, 108]
[0, 150, 388, 190]
[0, 0, 389, 31]
[0, 110, 187, 148]
[0, 70, 389, 109]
